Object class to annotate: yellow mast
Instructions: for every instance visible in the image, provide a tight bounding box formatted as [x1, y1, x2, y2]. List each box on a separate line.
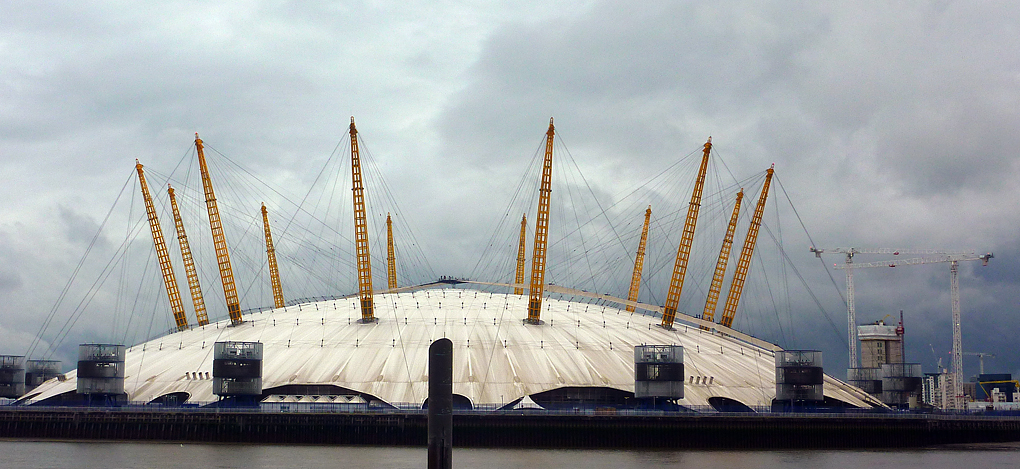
[514, 214, 527, 295]
[719, 167, 774, 329]
[386, 212, 397, 290]
[626, 206, 652, 312]
[195, 133, 243, 325]
[350, 117, 375, 322]
[701, 190, 743, 326]
[262, 204, 285, 309]
[526, 118, 555, 324]
[661, 137, 712, 329]
[168, 185, 209, 326]
[135, 161, 188, 331]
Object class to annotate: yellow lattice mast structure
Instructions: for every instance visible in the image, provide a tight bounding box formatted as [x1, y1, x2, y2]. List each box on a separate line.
[526, 118, 555, 324]
[195, 133, 243, 325]
[719, 166, 774, 329]
[262, 204, 285, 309]
[701, 190, 743, 327]
[135, 161, 188, 331]
[168, 185, 209, 326]
[349, 118, 375, 322]
[386, 213, 397, 290]
[661, 137, 712, 329]
[626, 206, 652, 312]
[514, 214, 527, 295]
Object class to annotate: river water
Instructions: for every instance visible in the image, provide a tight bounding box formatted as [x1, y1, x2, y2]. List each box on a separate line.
[2, 441, 1019, 468]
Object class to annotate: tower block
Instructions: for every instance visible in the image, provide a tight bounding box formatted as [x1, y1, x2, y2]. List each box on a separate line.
[168, 185, 209, 326]
[701, 189, 743, 326]
[661, 138, 712, 329]
[136, 162, 189, 331]
[195, 133, 243, 325]
[349, 118, 376, 322]
[514, 214, 527, 295]
[262, 204, 285, 309]
[386, 213, 397, 290]
[626, 206, 652, 312]
[526, 118, 555, 324]
[719, 167, 774, 329]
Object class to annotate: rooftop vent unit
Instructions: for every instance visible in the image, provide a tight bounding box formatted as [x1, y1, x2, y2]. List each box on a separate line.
[0, 355, 26, 398]
[25, 360, 61, 392]
[881, 362, 922, 408]
[774, 350, 823, 409]
[634, 345, 684, 400]
[847, 367, 882, 396]
[213, 341, 263, 401]
[76, 344, 126, 405]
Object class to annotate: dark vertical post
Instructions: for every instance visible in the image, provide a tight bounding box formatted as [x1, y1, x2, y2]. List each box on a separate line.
[428, 338, 453, 469]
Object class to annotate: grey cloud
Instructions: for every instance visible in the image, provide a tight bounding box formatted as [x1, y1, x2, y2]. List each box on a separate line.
[2, 0, 1019, 380]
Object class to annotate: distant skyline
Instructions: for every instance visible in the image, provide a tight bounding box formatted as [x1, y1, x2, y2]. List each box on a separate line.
[2, 2, 1018, 380]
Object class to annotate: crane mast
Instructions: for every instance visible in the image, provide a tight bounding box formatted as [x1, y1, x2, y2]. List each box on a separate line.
[195, 134, 243, 325]
[701, 190, 743, 326]
[262, 204, 285, 309]
[168, 185, 209, 326]
[626, 206, 652, 313]
[526, 118, 555, 324]
[349, 118, 376, 322]
[949, 260, 963, 410]
[719, 166, 774, 329]
[386, 213, 397, 290]
[514, 214, 527, 295]
[661, 137, 712, 329]
[135, 161, 189, 331]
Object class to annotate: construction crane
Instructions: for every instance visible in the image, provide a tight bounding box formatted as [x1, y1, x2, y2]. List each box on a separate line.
[661, 137, 712, 330]
[261, 204, 285, 309]
[719, 167, 774, 329]
[195, 133, 243, 325]
[626, 206, 652, 313]
[514, 214, 527, 295]
[349, 118, 376, 323]
[135, 161, 188, 331]
[168, 185, 209, 326]
[526, 118, 555, 325]
[808, 247, 970, 369]
[701, 190, 743, 326]
[386, 213, 398, 290]
[964, 352, 996, 375]
[834, 252, 993, 410]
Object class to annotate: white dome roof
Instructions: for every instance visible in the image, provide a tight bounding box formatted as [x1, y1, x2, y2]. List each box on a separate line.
[27, 286, 880, 409]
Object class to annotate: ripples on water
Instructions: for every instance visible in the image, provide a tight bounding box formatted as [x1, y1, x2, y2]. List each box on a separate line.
[2, 441, 1018, 468]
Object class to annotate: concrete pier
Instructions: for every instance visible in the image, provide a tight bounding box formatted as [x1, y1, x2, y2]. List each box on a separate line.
[1, 408, 1019, 448]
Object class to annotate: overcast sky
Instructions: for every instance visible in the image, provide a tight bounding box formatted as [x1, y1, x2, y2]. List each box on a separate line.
[2, 1, 1019, 382]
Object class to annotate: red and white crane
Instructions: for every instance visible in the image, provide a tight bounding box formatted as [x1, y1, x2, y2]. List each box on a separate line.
[808, 247, 966, 369]
[832, 252, 993, 410]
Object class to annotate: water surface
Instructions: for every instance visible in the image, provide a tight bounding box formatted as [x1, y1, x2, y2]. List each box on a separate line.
[2, 440, 1018, 468]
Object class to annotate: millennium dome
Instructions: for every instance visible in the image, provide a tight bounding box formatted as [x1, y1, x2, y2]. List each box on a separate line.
[25, 284, 880, 410]
[16, 121, 884, 412]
